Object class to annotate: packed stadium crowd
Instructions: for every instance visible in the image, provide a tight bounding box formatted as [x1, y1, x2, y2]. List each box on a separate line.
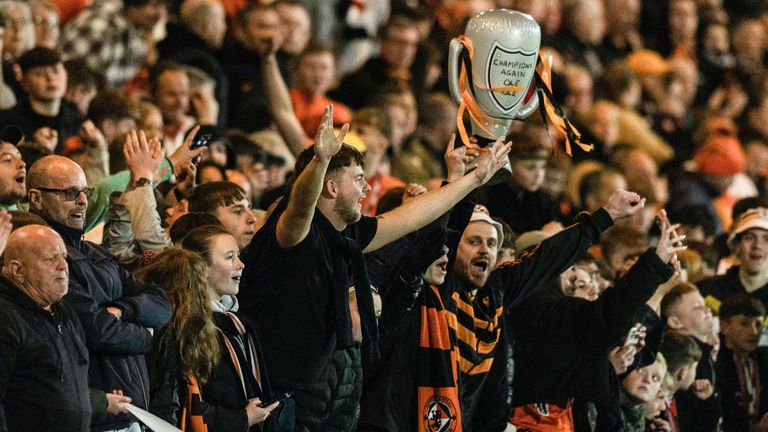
[1, 0, 768, 431]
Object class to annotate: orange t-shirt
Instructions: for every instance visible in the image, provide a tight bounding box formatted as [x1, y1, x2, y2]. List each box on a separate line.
[290, 87, 352, 138]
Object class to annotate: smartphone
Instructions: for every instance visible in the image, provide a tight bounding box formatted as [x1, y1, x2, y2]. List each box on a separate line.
[624, 326, 641, 347]
[189, 125, 219, 150]
[260, 391, 293, 407]
[190, 133, 213, 150]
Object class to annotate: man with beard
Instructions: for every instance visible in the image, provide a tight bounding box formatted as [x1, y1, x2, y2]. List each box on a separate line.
[359, 151, 646, 430]
[238, 106, 512, 431]
[0, 142, 25, 210]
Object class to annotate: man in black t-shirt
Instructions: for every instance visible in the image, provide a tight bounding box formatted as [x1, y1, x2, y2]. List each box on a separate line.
[238, 106, 511, 430]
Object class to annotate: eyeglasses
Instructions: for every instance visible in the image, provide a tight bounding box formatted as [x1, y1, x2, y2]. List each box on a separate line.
[35, 186, 94, 201]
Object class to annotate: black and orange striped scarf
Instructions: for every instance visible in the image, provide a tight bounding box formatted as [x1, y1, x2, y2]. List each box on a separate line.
[180, 375, 208, 432]
[417, 284, 463, 432]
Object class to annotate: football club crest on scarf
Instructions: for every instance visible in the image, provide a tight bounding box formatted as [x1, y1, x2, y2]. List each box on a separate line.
[423, 395, 458, 432]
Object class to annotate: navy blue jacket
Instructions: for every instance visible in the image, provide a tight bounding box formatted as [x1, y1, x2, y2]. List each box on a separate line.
[48, 219, 171, 431]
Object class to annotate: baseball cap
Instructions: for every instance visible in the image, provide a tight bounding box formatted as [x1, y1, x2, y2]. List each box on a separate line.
[469, 205, 504, 246]
[728, 207, 768, 249]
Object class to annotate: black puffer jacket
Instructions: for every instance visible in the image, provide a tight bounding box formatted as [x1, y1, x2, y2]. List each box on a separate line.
[0, 275, 92, 431]
[48, 220, 172, 431]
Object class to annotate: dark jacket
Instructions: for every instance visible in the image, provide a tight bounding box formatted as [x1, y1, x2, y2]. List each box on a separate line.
[0, 275, 92, 431]
[675, 338, 721, 432]
[157, 21, 229, 126]
[716, 344, 768, 431]
[328, 57, 403, 110]
[476, 182, 565, 234]
[48, 219, 172, 431]
[361, 206, 616, 432]
[667, 170, 724, 235]
[149, 311, 275, 432]
[509, 249, 673, 409]
[698, 266, 768, 314]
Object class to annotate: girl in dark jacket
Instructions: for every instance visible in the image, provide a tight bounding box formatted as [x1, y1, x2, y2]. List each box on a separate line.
[143, 225, 281, 431]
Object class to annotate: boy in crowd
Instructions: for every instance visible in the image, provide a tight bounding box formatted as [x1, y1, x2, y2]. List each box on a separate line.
[661, 283, 720, 431]
[716, 295, 768, 431]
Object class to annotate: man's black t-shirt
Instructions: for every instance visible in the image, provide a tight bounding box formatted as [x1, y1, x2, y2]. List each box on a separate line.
[238, 206, 377, 390]
[0, 98, 83, 152]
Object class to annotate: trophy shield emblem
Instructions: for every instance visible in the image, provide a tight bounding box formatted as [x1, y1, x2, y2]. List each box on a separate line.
[486, 41, 538, 115]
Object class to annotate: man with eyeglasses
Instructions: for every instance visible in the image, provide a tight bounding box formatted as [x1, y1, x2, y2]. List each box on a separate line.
[26, 155, 172, 432]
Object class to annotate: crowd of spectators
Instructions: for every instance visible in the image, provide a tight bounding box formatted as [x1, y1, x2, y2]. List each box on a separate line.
[2, 0, 768, 431]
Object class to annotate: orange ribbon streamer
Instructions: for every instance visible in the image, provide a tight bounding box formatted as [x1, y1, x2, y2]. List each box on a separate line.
[535, 52, 593, 156]
[455, 35, 523, 147]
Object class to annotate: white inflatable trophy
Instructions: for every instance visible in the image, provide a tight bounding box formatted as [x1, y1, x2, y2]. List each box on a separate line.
[448, 9, 542, 183]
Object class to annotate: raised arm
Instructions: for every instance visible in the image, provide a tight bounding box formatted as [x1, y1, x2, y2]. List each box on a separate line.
[261, 42, 310, 157]
[365, 138, 511, 253]
[497, 189, 646, 308]
[276, 106, 348, 248]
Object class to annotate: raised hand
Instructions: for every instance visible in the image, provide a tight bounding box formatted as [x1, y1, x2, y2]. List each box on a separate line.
[444, 133, 480, 182]
[175, 159, 197, 195]
[314, 105, 348, 162]
[124, 130, 164, 183]
[471, 138, 513, 185]
[604, 189, 645, 220]
[169, 125, 207, 176]
[609, 344, 637, 374]
[80, 120, 107, 149]
[692, 379, 714, 400]
[33, 127, 57, 152]
[655, 210, 687, 265]
[402, 183, 427, 204]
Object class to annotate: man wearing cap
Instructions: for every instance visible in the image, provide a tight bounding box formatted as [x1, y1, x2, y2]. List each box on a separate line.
[699, 207, 768, 327]
[359, 185, 646, 431]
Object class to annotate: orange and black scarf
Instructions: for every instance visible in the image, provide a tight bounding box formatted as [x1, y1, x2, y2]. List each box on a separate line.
[180, 375, 208, 432]
[180, 313, 263, 432]
[417, 284, 463, 432]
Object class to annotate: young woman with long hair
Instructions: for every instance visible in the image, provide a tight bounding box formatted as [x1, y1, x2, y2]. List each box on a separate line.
[144, 225, 281, 431]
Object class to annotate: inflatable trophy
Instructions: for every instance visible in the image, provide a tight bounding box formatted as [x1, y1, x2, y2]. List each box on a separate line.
[448, 9, 592, 183]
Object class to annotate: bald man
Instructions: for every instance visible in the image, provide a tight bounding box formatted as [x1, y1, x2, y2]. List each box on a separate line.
[0, 224, 93, 431]
[26, 156, 171, 431]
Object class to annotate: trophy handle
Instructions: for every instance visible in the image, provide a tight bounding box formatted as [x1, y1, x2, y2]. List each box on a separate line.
[447, 38, 465, 106]
[514, 90, 539, 120]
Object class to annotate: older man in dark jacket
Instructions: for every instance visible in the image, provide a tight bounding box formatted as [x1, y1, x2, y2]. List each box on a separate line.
[0, 224, 92, 431]
[26, 156, 172, 432]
